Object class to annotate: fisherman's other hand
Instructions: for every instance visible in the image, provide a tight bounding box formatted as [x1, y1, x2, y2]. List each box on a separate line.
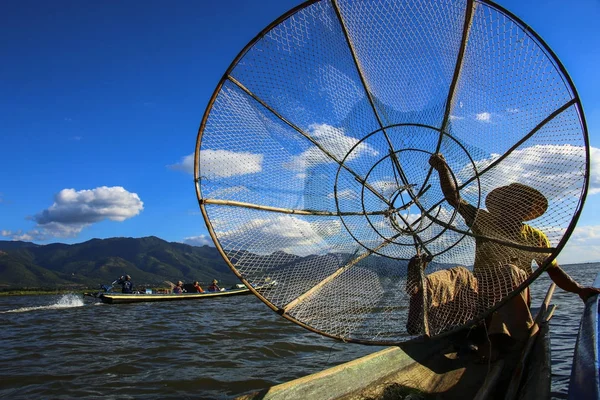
[408, 253, 429, 269]
[429, 153, 448, 171]
[578, 286, 600, 302]
[408, 255, 420, 270]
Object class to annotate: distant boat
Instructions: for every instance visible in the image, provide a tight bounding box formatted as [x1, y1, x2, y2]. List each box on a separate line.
[95, 286, 252, 304]
[85, 281, 277, 304]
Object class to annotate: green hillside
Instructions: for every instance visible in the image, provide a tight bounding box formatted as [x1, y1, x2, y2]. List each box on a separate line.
[0, 236, 235, 290]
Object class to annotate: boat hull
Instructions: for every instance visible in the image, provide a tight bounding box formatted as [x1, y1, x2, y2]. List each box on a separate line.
[236, 285, 555, 400]
[236, 325, 551, 400]
[99, 288, 251, 304]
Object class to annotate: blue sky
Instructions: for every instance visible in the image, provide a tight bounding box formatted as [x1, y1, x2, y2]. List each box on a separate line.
[1, 0, 599, 264]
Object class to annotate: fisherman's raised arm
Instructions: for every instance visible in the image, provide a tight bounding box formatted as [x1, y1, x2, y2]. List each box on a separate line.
[429, 153, 476, 226]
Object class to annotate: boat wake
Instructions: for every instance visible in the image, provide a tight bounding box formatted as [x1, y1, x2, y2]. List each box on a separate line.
[0, 294, 85, 314]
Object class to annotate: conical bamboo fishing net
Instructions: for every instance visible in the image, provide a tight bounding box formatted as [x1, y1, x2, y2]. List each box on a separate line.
[194, 0, 589, 344]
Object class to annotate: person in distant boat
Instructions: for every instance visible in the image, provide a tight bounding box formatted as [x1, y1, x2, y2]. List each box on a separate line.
[117, 275, 133, 294]
[173, 281, 184, 294]
[192, 281, 204, 293]
[406, 153, 600, 359]
[208, 279, 221, 292]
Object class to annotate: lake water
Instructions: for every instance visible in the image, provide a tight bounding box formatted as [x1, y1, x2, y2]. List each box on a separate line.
[1, 263, 597, 399]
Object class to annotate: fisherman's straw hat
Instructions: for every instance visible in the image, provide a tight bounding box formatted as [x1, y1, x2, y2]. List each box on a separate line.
[485, 183, 548, 221]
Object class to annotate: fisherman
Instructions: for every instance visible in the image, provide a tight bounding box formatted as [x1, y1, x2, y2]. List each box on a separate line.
[406, 153, 600, 359]
[208, 279, 221, 292]
[117, 275, 133, 294]
[192, 281, 204, 293]
[172, 281, 184, 294]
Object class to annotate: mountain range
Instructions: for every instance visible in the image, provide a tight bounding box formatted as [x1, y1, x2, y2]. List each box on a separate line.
[0, 236, 449, 291]
[0, 236, 235, 290]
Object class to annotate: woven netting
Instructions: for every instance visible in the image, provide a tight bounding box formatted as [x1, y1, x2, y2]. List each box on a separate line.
[194, 0, 588, 344]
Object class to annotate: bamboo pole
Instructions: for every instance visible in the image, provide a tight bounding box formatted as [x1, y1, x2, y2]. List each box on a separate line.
[418, 257, 431, 337]
[201, 198, 387, 216]
[283, 240, 393, 313]
[416, 97, 578, 219]
[418, 0, 478, 196]
[460, 99, 577, 187]
[331, 0, 423, 223]
[227, 75, 390, 206]
[439, 0, 477, 139]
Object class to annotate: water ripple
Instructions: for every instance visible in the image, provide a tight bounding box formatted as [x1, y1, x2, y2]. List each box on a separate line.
[0, 263, 597, 399]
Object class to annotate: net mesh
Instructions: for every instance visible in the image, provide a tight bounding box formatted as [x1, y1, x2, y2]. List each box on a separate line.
[195, 0, 588, 344]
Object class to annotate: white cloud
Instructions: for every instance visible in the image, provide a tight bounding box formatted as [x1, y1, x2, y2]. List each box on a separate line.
[464, 144, 597, 199]
[217, 215, 342, 256]
[209, 186, 250, 198]
[558, 225, 600, 264]
[34, 187, 143, 224]
[1, 230, 35, 241]
[506, 108, 520, 113]
[183, 235, 214, 247]
[285, 124, 378, 172]
[286, 147, 329, 171]
[169, 150, 263, 178]
[449, 115, 464, 120]
[567, 225, 600, 245]
[1, 187, 143, 241]
[328, 189, 358, 200]
[476, 112, 491, 122]
[370, 180, 408, 198]
[391, 212, 422, 228]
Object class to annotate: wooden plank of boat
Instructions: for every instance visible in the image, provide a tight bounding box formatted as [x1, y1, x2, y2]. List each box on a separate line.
[568, 272, 600, 400]
[235, 337, 517, 400]
[236, 285, 555, 400]
[236, 339, 448, 400]
[99, 287, 251, 304]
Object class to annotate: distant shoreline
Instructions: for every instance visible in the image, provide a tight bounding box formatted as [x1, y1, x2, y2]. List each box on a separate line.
[1, 262, 596, 297]
[0, 283, 240, 297]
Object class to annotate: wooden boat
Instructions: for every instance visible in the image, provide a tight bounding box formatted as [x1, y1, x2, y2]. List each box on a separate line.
[568, 272, 600, 399]
[237, 285, 556, 400]
[96, 287, 252, 304]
